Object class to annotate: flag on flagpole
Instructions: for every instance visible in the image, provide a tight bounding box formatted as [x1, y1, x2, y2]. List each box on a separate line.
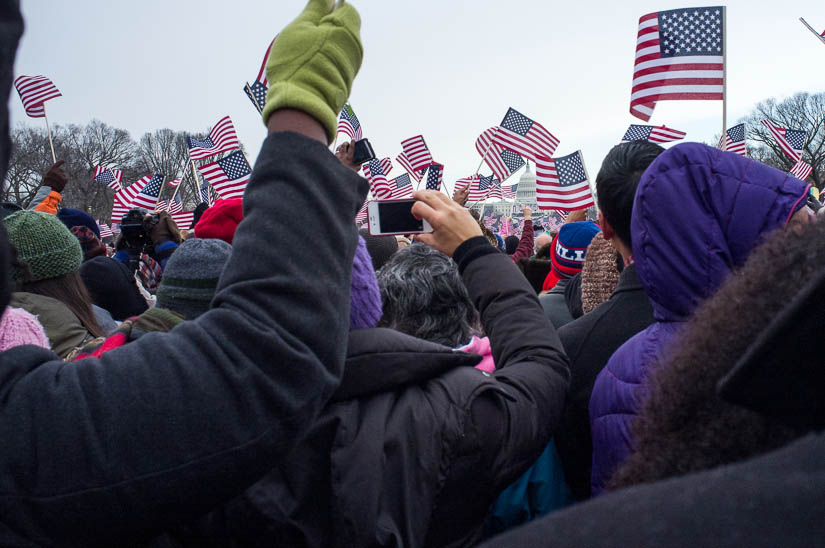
[424, 163, 444, 191]
[621, 124, 686, 144]
[167, 176, 182, 187]
[93, 166, 123, 191]
[337, 103, 363, 141]
[492, 108, 560, 161]
[761, 119, 806, 162]
[390, 173, 414, 198]
[475, 127, 526, 181]
[131, 174, 165, 210]
[535, 151, 595, 211]
[13, 75, 61, 118]
[718, 123, 747, 156]
[455, 175, 481, 201]
[199, 179, 214, 205]
[484, 176, 504, 200]
[363, 158, 392, 200]
[502, 183, 518, 199]
[167, 195, 194, 228]
[187, 116, 240, 160]
[363, 157, 392, 177]
[98, 223, 113, 239]
[396, 152, 424, 182]
[198, 151, 251, 199]
[630, 7, 725, 121]
[244, 37, 275, 113]
[355, 200, 369, 225]
[400, 135, 434, 172]
[111, 177, 152, 222]
[790, 159, 813, 181]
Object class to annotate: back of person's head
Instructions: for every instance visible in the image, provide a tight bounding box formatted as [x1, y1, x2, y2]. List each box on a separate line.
[608, 217, 825, 492]
[377, 243, 478, 347]
[193, 198, 244, 244]
[3, 210, 103, 337]
[535, 241, 552, 259]
[70, 226, 106, 262]
[516, 257, 553, 295]
[155, 238, 233, 320]
[504, 235, 520, 255]
[534, 232, 552, 255]
[596, 141, 665, 249]
[359, 228, 399, 271]
[80, 256, 148, 321]
[189, 202, 210, 230]
[57, 208, 100, 239]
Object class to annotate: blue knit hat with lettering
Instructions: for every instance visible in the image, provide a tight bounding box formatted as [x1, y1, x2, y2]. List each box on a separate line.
[552, 221, 601, 278]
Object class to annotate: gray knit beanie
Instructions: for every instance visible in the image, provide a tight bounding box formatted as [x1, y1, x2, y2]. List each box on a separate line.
[155, 238, 232, 320]
[4, 210, 82, 283]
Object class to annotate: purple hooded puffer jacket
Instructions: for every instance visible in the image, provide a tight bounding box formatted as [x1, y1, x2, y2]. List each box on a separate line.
[588, 142, 809, 495]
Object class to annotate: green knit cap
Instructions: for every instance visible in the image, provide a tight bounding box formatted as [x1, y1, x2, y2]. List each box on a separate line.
[4, 210, 83, 283]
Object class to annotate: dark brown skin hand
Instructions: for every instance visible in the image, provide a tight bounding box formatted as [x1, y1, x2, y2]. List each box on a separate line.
[42, 160, 68, 192]
[452, 184, 470, 207]
[335, 140, 361, 172]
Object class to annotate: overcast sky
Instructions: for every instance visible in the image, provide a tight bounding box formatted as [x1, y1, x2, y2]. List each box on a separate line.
[11, 0, 825, 196]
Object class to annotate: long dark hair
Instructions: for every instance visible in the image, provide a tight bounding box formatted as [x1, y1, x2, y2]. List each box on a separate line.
[20, 271, 106, 338]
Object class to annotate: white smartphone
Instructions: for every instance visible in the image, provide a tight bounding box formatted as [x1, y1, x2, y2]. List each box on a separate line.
[367, 199, 433, 236]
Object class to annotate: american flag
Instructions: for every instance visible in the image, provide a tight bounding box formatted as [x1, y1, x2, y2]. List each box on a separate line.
[761, 119, 806, 162]
[337, 103, 363, 141]
[482, 210, 500, 231]
[400, 135, 433, 172]
[98, 223, 114, 239]
[390, 173, 414, 198]
[131, 174, 165, 211]
[718, 123, 747, 156]
[493, 108, 560, 161]
[244, 37, 275, 113]
[198, 151, 251, 199]
[93, 166, 123, 191]
[167, 196, 195, 228]
[363, 158, 392, 200]
[13, 75, 61, 118]
[790, 159, 813, 181]
[466, 176, 491, 202]
[456, 175, 481, 201]
[478, 175, 503, 201]
[167, 176, 182, 187]
[363, 157, 392, 177]
[631, 7, 725, 121]
[424, 163, 444, 191]
[476, 127, 526, 181]
[355, 200, 369, 225]
[111, 176, 153, 222]
[535, 151, 595, 211]
[187, 116, 240, 161]
[200, 180, 214, 205]
[502, 183, 518, 199]
[621, 124, 686, 143]
[396, 152, 424, 182]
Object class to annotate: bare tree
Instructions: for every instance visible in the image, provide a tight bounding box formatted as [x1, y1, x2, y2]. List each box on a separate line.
[743, 92, 825, 189]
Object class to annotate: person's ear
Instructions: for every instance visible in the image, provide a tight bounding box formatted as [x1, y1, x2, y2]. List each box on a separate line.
[598, 211, 615, 241]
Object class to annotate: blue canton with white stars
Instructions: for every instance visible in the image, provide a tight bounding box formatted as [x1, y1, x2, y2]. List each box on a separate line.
[500, 149, 525, 173]
[658, 7, 724, 57]
[188, 136, 215, 150]
[142, 174, 164, 198]
[245, 81, 267, 113]
[501, 108, 534, 136]
[425, 166, 442, 190]
[367, 158, 384, 177]
[785, 129, 806, 152]
[200, 181, 211, 203]
[340, 105, 360, 131]
[622, 125, 654, 141]
[96, 171, 114, 185]
[395, 173, 411, 189]
[728, 123, 745, 142]
[479, 175, 493, 190]
[555, 153, 587, 187]
[218, 151, 252, 180]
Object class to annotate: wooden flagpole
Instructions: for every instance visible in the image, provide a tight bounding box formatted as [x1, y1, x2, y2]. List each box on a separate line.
[800, 18, 825, 46]
[42, 105, 56, 163]
[578, 150, 598, 215]
[187, 157, 203, 205]
[170, 176, 184, 202]
[720, 7, 728, 151]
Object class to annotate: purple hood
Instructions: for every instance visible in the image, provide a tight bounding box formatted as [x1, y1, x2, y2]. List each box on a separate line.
[588, 143, 808, 494]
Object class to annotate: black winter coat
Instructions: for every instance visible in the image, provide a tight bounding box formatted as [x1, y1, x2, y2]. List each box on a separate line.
[179, 239, 571, 548]
[554, 264, 654, 500]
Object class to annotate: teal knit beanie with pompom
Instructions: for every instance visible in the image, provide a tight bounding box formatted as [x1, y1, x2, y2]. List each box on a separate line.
[3, 210, 83, 283]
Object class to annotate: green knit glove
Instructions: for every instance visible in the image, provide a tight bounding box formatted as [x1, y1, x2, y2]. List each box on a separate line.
[262, 0, 363, 143]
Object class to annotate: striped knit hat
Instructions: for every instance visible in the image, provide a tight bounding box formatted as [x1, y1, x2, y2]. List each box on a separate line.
[4, 210, 83, 283]
[155, 238, 232, 320]
[542, 221, 601, 291]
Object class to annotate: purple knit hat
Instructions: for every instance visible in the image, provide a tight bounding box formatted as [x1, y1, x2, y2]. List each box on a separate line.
[350, 235, 382, 330]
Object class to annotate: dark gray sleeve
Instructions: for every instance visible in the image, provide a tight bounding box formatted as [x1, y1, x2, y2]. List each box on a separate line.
[0, 132, 368, 543]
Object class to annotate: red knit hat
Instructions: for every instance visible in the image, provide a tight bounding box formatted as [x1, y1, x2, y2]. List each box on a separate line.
[193, 198, 244, 245]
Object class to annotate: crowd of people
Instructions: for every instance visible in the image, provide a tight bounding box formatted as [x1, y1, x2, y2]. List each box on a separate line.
[0, 0, 823, 546]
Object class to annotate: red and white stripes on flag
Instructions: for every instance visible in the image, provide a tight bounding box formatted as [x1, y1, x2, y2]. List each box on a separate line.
[535, 151, 595, 211]
[620, 124, 686, 144]
[476, 126, 526, 182]
[93, 166, 123, 191]
[198, 151, 252, 199]
[187, 116, 240, 160]
[492, 108, 560, 161]
[455, 175, 482, 202]
[761, 119, 806, 162]
[396, 152, 423, 182]
[111, 177, 152, 223]
[390, 173, 414, 198]
[97, 223, 113, 239]
[363, 157, 392, 177]
[355, 200, 368, 225]
[363, 158, 392, 200]
[400, 135, 433, 172]
[167, 177, 182, 187]
[630, 7, 725, 121]
[790, 160, 813, 182]
[717, 123, 747, 156]
[13, 75, 61, 118]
